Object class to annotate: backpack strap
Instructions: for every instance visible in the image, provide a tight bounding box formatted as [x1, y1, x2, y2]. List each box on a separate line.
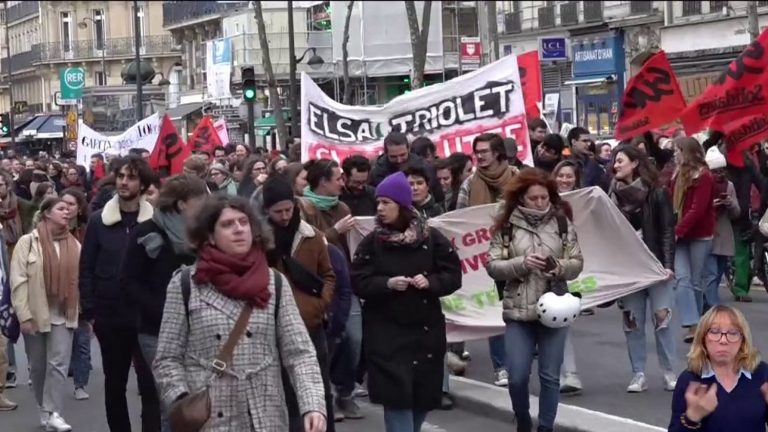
[555, 213, 569, 257]
[273, 270, 282, 321]
[181, 266, 191, 327]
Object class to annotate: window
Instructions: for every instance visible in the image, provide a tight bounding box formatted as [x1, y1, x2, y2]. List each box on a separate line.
[758, 0, 768, 6]
[93, 9, 105, 51]
[95, 71, 106, 86]
[60, 12, 72, 52]
[132, 5, 145, 49]
[709, 1, 727, 12]
[682, 1, 702, 16]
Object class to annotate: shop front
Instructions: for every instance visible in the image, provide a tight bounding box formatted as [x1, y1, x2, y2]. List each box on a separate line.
[566, 32, 625, 138]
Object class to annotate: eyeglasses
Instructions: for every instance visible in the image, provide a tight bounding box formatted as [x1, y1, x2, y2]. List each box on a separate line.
[474, 148, 492, 155]
[706, 328, 742, 343]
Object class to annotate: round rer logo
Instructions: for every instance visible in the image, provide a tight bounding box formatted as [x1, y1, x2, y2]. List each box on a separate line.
[64, 68, 85, 90]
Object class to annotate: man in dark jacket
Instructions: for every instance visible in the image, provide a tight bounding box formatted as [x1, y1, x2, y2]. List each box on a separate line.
[369, 132, 444, 204]
[340, 155, 377, 217]
[568, 126, 608, 190]
[79, 156, 160, 432]
[534, 133, 565, 173]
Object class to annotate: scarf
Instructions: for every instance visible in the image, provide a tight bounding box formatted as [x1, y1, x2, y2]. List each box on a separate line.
[0, 192, 22, 244]
[38, 220, 80, 322]
[303, 186, 339, 211]
[469, 161, 514, 207]
[609, 178, 649, 215]
[138, 210, 192, 259]
[268, 207, 301, 265]
[518, 205, 553, 228]
[194, 245, 271, 308]
[376, 210, 430, 246]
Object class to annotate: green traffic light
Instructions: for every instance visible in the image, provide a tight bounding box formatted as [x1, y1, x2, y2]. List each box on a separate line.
[244, 88, 256, 101]
[0, 126, 7, 134]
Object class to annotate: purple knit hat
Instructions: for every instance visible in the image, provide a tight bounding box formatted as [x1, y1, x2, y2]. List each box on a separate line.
[375, 172, 412, 208]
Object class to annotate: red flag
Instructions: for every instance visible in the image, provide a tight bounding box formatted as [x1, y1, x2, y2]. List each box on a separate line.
[680, 28, 768, 135]
[722, 114, 768, 167]
[188, 115, 222, 157]
[150, 114, 189, 175]
[517, 51, 542, 119]
[614, 51, 686, 141]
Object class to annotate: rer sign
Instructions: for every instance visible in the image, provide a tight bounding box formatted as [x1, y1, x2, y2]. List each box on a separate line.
[539, 37, 568, 61]
[60, 67, 85, 100]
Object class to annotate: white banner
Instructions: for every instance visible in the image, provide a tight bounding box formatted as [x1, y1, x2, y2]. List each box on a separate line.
[206, 38, 232, 100]
[348, 187, 668, 342]
[77, 113, 161, 171]
[301, 55, 531, 164]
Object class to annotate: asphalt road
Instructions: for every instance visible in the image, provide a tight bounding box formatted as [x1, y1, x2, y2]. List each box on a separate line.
[458, 282, 768, 428]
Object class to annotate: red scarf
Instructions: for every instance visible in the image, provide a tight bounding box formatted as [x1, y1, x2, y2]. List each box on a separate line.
[193, 245, 271, 308]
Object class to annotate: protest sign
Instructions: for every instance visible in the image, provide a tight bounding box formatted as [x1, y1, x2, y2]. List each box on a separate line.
[348, 187, 667, 342]
[681, 28, 768, 135]
[77, 113, 160, 171]
[301, 55, 531, 165]
[150, 114, 189, 175]
[188, 116, 223, 156]
[615, 51, 686, 140]
[214, 119, 230, 146]
[517, 50, 542, 120]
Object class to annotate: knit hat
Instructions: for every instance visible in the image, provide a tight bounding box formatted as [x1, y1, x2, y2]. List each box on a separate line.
[541, 133, 565, 155]
[705, 146, 726, 170]
[375, 172, 412, 208]
[262, 177, 295, 209]
[208, 163, 229, 177]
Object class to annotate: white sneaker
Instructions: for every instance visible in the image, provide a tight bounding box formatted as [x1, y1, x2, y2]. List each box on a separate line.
[560, 372, 583, 394]
[39, 408, 50, 428]
[446, 352, 467, 375]
[73, 387, 89, 400]
[46, 412, 72, 432]
[663, 371, 678, 391]
[627, 372, 648, 393]
[493, 369, 509, 387]
[352, 383, 368, 398]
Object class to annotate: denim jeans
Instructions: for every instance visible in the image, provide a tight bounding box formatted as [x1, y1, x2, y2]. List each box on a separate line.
[622, 279, 676, 374]
[331, 295, 363, 398]
[137, 333, 170, 432]
[505, 320, 567, 431]
[702, 255, 728, 311]
[488, 334, 506, 371]
[6, 338, 15, 374]
[383, 407, 427, 432]
[70, 318, 92, 389]
[674, 239, 712, 327]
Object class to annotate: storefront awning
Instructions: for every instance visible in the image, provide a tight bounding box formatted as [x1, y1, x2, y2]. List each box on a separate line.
[22, 114, 65, 139]
[564, 74, 617, 86]
[166, 103, 202, 121]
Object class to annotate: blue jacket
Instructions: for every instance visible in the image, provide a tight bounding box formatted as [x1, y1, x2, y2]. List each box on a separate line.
[326, 243, 351, 339]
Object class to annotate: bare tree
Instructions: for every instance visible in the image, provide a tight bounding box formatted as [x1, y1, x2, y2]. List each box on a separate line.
[342, 1, 355, 104]
[404, 1, 432, 90]
[254, 1, 288, 149]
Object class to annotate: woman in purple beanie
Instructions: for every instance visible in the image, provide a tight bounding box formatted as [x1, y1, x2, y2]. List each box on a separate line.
[350, 172, 462, 432]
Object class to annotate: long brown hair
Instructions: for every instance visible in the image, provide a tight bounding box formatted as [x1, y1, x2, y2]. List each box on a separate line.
[673, 137, 707, 214]
[494, 168, 572, 232]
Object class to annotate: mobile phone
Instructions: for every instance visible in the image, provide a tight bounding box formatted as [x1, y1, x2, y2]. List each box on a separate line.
[543, 255, 558, 272]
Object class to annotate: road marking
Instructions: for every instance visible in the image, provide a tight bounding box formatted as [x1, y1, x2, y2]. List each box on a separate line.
[558, 400, 667, 432]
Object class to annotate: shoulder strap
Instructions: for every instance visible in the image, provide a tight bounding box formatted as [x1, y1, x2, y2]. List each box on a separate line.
[181, 267, 191, 326]
[273, 270, 282, 321]
[213, 300, 254, 373]
[556, 214, 569, 256]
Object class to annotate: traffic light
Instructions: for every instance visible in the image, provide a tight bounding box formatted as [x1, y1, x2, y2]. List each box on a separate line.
[241, 66, 256, 102]
[0, 114, 9, 135]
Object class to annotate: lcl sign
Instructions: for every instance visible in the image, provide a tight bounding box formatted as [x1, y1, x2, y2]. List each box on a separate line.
[539, 37, 568, 61]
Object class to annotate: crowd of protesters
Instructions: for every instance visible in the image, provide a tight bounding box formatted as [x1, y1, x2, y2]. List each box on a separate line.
[0, 114, 765, 432]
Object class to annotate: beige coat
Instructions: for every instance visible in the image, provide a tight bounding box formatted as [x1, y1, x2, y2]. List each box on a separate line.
[486, 207, 583, 322]
[10, 230, 81, 332]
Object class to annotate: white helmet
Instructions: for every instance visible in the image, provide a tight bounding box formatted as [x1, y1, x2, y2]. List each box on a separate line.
[536, 291, 582, 328]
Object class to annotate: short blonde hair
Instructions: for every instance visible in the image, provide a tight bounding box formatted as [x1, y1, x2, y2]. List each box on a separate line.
[687, 305, 760, 375]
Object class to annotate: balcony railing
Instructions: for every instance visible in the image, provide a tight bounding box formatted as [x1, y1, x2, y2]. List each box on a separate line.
[162, 1, 245, 28]
[6, 0, 38, 23]
[35, 35, 180, 63]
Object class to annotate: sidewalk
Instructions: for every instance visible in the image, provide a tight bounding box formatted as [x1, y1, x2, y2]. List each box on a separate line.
[449, 376, 667, 432]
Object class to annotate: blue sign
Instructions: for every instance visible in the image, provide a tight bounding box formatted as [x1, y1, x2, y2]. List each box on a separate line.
[539, 37, 567, 60]
[571, 33, 625, 78]
[211, 38, 232, 65]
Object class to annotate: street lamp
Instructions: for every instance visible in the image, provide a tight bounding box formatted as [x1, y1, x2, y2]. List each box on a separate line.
[77, 18, 108, 85]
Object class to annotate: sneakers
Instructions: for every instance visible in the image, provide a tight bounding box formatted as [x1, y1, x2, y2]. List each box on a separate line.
[627, 372, 648, 393]
[663, 371, 678, 391]
[560, 372, 583, 395]
[460, 350, 471, 361]
[4, 372, 16, 389]
[734, 295, 753, 303]
[333, 410, 345, 423]
[335, 396, 363, 419]
[74, 387, 89, 400]
[46, 412, 72, 432]
[352, 383, 368, 398]
[0, 394, 17, 411]
[493, 369, 509, 387]
[446, 352, 467, 376]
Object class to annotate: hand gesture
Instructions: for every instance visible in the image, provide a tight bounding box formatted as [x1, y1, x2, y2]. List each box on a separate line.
[411, 274, 430, 289]
[303, 411, 327, 432]
[255, 173, 269, 185]
[684, 381, 718, 422]
[21, 319, 38, 336]
[523, 254, 547, 271]
[387, 276, 411, 291]
[333, 215, 357, 235]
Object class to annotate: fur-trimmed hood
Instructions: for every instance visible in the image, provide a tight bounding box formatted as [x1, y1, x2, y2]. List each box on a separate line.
[101, 194, 154, 226]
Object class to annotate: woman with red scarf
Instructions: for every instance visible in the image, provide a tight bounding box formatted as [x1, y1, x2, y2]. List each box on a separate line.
[153, 195, 327, 432]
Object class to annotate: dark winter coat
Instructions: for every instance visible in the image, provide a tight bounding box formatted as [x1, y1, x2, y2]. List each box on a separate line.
[340, 186, 377, 217]
[119, 219, 196, 336]
[414, 195, 443, 219]
[369, 153, 444, 204]
[79, 195, 153, 328]
[326, 243, 352, 339]
[640, 187, 676, 270]
[351, 227, 461, 411]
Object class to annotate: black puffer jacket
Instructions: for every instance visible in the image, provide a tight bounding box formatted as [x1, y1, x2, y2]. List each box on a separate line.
[414, 195, 443, 219]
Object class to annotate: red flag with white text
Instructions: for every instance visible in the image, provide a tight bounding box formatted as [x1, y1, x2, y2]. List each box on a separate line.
[187, 115, 223, 157]
[722, 114, 768, 167]
[680, 28, 768, 135]
[150, 114, 189, 175]
[615, 51, 686, 141]
[517, 51, 542, 119]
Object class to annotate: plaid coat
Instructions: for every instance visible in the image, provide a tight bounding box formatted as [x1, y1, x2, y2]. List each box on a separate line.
[153, 266, 326, 431]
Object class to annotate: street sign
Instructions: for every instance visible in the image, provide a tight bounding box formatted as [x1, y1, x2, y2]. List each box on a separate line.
[460, 37, 481, 71]
[539, 37, 568, 61]
[60, 67, 85, 100]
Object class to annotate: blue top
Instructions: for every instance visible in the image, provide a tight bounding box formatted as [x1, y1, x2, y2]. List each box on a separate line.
[669, 361, 768, 431]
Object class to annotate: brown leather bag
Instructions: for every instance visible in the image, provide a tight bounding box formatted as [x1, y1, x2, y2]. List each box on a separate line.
[168, 270, 255, 432]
